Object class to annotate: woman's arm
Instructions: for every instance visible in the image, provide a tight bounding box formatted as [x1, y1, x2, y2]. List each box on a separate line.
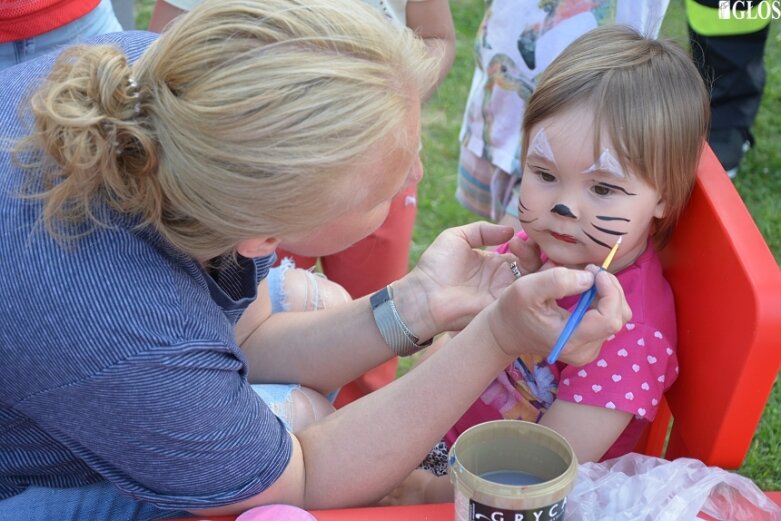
[237, 223, 521, 393]
[238, 223, 628, 394]
[195, 309, 513, 514]
[193, 263, 629, 514]
[238, 290, 415, 394]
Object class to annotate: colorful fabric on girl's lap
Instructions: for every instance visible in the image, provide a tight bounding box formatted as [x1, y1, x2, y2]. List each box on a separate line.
[444, 232, 678, 459]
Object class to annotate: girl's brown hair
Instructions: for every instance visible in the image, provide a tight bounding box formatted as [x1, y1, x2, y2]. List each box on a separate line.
[521, 24, 710, 248]
[14, 0, 437, 260]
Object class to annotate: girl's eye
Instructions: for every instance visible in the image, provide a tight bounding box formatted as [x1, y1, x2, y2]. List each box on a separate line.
[592, 184, 614, 196]
[536, 170, 555, 182]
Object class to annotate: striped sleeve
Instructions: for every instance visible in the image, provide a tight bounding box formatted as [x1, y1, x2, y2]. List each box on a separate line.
[15, 342, 292, 509]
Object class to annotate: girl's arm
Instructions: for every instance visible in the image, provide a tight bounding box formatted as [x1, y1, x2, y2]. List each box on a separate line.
[147, 0, 188, 32]
[406, 0, 456, 100]
[539, 399, 632, 463]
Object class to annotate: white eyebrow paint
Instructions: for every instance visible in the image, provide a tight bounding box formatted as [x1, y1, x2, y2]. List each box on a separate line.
[527, 128, 557, 166]
[582, 148, 626, 178]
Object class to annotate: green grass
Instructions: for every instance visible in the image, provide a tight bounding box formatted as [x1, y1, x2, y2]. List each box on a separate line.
[134, 0, 779, 489]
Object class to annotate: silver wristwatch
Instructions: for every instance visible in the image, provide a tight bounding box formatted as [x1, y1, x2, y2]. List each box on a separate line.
[370, 284, 433, 357]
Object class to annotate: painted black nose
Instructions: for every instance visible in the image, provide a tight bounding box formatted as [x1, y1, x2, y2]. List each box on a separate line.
[551, 204, 577, 219]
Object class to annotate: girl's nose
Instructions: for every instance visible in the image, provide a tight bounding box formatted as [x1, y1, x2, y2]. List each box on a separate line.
[551, 203, 577, 219]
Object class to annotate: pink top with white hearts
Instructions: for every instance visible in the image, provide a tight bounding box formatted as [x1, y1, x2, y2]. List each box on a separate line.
[554, 241, 677, 417]
[443, 234, 677, 459]
[552, 238, 678, 457]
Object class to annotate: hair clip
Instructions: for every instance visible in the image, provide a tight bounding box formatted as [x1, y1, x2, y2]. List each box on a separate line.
[128, 76, 141, 115]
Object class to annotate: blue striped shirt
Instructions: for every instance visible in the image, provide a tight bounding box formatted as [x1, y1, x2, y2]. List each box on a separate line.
[0, 32, 291, 509]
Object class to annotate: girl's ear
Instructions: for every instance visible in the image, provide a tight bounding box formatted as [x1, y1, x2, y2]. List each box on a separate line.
[653, 198, 666, 219]
[236, 236, 281, 258]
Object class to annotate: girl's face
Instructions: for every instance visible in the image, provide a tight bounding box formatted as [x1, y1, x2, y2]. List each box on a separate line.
[518, 105, 665, 272]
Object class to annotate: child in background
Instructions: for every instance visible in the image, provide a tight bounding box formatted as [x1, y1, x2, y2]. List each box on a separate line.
[384, 24, 710, 504]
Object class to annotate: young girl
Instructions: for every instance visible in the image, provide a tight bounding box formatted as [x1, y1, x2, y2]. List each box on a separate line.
[385, 24, 710, 504]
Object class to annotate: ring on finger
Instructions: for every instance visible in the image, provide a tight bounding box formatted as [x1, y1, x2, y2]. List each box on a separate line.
[509, 261, 522, 280]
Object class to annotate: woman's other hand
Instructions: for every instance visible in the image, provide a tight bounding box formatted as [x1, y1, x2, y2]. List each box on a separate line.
[487, 266, 631, 366]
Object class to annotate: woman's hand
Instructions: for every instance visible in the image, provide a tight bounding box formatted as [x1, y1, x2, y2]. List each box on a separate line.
[486, 266, 631, 366]
[505, 233, 543, 275]
[399, 222, 519, 334]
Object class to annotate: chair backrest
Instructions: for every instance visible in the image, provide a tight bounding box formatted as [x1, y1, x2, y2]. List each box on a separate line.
[635, 144, 781, 468]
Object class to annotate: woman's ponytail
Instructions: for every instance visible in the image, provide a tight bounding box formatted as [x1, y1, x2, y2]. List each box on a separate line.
[15, 44, 162, 236]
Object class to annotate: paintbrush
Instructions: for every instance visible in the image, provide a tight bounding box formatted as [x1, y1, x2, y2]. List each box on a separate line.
[546, 236, 622, 364]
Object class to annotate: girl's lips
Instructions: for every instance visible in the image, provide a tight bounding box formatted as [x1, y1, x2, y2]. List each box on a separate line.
[551, 232, 577, 244]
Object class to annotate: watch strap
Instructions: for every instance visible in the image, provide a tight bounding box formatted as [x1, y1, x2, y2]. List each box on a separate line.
[370, 285, 432, 357]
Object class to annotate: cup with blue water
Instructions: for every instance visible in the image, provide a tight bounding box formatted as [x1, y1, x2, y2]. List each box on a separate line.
[449, 420, 577, 521]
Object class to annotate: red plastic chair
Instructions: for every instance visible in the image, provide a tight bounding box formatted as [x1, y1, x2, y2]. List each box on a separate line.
[634, 144, 781, 468]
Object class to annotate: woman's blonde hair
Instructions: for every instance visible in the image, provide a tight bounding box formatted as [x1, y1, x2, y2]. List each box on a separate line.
[521, 25, 710, 248]
[15, 0, 436, 260]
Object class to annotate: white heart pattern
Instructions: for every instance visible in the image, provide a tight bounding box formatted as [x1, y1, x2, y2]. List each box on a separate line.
[638, 408, 647, 416]
[626, 323, 636, 330]
[666, 347, 673, 355]
[632, 364, 641, 373]
[597, 359, 608, 368]
[574, 394, 583, 403]
[578, 369, 588, 378]
[606, 401, 616, 409]
[617, 348, 628, 357]
[654, 331, 663, 339]
[612, 374, 622, 382]
[592, 384, 602, 393]
[658, 375, 666, 383]
[625, 392, 634, 400]
[647, 355, 657, 364]
[607, 334, 616, 342]
[637, 338, 645, 347]
[641, 382, 650, 391]
[652, 398, 659, 406]
[562, 378, 571, 386]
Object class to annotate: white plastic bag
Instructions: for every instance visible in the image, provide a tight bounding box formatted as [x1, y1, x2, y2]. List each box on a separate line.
[565, 453, 781, 520]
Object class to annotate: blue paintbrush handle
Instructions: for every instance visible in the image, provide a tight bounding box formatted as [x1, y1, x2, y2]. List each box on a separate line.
[546, 284, 598, 364]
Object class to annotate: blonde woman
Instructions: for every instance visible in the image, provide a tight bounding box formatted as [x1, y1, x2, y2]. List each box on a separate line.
[0, 1, 629, 519]
[149, 0, 456, 406]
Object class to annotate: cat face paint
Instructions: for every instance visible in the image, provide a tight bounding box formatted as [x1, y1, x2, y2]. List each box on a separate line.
[528, 128, 557, 166]
[518, 106, 665, 271]
[583, 148, 626, 179]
